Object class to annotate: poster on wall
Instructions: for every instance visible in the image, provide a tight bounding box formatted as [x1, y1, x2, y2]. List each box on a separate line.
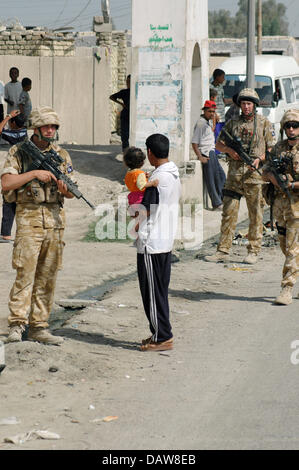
[138, 47, 184, 81]
[135, 79, 183, 149]
[135, 47, 184, 151]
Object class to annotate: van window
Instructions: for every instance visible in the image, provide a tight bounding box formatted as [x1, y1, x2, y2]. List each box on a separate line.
[293, 76, 299, 101]
[223, 74, 273, 107]
[282, 78, 295, 103]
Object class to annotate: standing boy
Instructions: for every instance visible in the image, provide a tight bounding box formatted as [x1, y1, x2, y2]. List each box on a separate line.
[210, 68, 227, 147]
[18, 78, 32, 125]
[4, 67, 22, 116]
[136, 134, 181, 351]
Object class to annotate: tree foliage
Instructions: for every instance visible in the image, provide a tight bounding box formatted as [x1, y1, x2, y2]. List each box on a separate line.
[208, 0, 289, 38]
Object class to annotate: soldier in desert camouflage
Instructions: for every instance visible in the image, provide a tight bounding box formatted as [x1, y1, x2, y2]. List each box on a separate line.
[2, 106, 74, 344]
[262, 109, 299, 305]
[205, 88, 275, 265]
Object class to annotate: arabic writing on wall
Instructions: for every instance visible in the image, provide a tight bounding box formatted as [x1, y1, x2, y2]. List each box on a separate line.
[149, 23, 173, 46]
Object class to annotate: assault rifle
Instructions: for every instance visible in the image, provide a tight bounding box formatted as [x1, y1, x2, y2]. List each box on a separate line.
[19, 139, 95, 209]
[221, 129, 262, 176]
[264, 151, 292, 230]
[265, 151, 292, 199]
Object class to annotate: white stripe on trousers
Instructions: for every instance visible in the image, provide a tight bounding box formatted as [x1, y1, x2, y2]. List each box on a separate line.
[144, 250, 158, 342]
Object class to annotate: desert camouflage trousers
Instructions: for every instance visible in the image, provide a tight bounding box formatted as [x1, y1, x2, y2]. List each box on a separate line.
[217, 182, 264, 254]
[273, 195, 299, 288]
[8, 227, 65, 328]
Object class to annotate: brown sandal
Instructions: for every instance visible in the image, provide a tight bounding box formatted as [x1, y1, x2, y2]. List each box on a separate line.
[140, 338, 173, 352]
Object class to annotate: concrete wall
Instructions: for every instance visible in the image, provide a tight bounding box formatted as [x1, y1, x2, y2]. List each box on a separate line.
[96, 31, 129, 133]
[0, 50, 111, 145]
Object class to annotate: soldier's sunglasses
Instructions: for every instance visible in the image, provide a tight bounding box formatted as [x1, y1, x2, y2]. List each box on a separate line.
[284, 122, 299, 129]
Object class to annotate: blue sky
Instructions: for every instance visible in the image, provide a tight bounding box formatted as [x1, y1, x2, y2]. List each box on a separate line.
[0, 1, 297, 36]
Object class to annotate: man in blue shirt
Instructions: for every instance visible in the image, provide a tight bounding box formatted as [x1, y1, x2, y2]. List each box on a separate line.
[210, 69, 227, 154]
[0, 110, 27, 242]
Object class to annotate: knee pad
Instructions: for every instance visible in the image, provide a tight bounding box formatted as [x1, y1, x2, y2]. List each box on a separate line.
[223, 189, 242, 201]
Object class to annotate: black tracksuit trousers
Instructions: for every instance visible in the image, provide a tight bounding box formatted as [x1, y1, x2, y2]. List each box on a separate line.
[137, 250, 173, 343]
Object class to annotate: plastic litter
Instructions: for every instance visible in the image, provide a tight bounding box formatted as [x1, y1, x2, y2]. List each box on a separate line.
[232, 225, 278, 248]
[90, 416, 118, 423]
[228, 266, 252, 272]
[4, 430, 60, 445]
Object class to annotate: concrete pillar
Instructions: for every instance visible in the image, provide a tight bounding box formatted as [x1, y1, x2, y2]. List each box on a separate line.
[131, 0, 209, 166]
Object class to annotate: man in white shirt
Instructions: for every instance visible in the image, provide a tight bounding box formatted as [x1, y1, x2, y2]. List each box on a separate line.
[192, 100, 226, 210]
[136, 134, 181, 352]
[4, 67, 22, 116]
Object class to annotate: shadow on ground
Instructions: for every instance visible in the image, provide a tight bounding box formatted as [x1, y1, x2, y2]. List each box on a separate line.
[169, 288, 274, 304]
[55, 327, 140, 351]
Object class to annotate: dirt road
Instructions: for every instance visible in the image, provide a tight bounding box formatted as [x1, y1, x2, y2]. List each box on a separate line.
[0, 144, 298, 450]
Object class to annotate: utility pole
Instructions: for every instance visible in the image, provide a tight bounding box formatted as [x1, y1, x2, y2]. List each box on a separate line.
[257, 0, 262, 55]
[101, 0, 111, 23]
[246, 0, 256, 88]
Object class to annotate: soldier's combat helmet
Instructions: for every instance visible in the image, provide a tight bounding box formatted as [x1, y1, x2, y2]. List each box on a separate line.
[237, 88, 260, 106]
[28, 106, 60, 142]
[280, 109, 299, 130]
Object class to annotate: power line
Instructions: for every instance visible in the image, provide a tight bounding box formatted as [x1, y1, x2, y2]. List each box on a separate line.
[55, 0, 93, 28]
[46, 9, 99, 28]
[51, 0, 69, 27]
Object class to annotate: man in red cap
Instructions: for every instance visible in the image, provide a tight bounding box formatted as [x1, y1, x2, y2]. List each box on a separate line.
[191, 100, 226, 210]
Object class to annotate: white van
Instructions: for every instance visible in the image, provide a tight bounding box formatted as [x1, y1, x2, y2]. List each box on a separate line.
[220, 55, 299, 138]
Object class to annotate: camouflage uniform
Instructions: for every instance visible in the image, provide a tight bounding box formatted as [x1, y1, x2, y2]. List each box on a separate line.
[2, 142, 73, 328]
[264, 140, 299, 289]
[217, 113, 275, 254]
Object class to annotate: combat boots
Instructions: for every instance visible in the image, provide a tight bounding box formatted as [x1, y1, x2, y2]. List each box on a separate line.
[28, 328, 64, 345]
[204, 250, 229, 262]
[6, 324, 25, 343]
[275, 286, 293, 305]
[243, 252, 258, 264]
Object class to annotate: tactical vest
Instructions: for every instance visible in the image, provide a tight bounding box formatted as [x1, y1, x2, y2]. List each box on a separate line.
[3, 144, 68, 205]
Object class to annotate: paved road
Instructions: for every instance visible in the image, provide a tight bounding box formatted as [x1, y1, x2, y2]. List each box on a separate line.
[1, 236, 299, 450]
[82, 241, 299, 450]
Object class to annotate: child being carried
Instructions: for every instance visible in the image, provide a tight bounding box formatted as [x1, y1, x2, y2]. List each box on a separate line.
[124, 147, 159, 211]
